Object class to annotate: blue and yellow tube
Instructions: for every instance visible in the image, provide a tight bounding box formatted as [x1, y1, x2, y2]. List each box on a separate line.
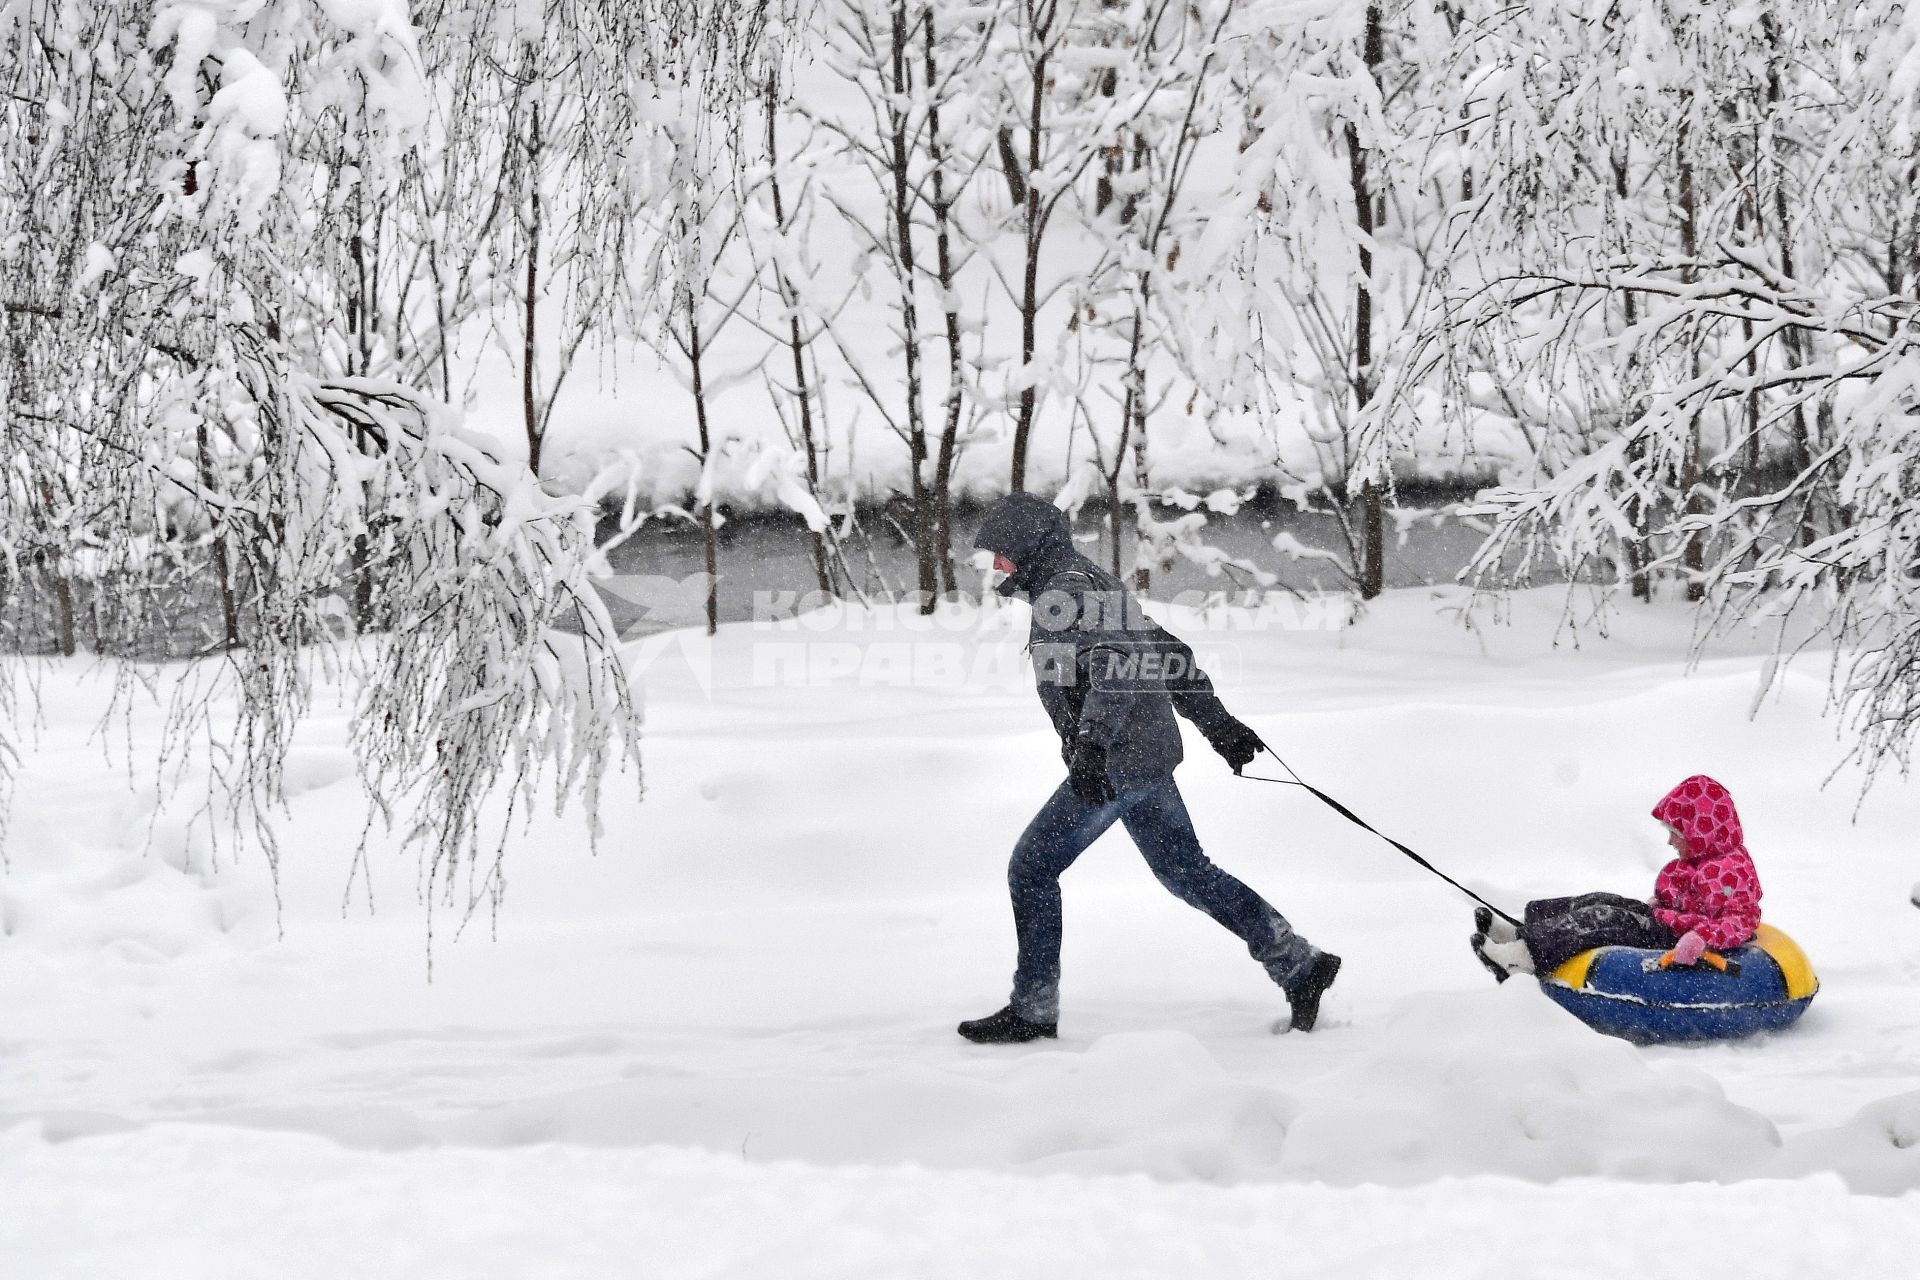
[1539, 924, 1818, 1044]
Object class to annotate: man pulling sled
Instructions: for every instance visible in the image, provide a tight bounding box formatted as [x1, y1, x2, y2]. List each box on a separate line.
[958, 493, 1342, 1045]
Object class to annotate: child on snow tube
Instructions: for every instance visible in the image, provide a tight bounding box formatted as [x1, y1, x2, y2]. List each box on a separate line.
[1469, 774, 1762, 981]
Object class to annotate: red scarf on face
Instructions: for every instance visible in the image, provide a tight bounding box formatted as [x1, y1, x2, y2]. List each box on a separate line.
[1649, 775, 1762, 951]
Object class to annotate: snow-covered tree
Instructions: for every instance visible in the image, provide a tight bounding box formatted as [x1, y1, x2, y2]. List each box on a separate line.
[1, 0, 781, 923]
[803, 0, 999, 607]
[1057, 0, 1247, 585]
[1177, 0, 1434, 598]
[1388, 0, 1920, 780]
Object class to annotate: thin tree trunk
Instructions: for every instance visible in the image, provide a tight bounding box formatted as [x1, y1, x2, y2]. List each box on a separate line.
[7, 310, 74, 655]
[1613, 149, 1653, 602]
[427, 233, 453, 402]
[1123, 119, 1153, 591]
[1677, 109, 1706, 604]
[1760, 12, 1811, 491]
[522, 98, 544, 478]
[36, 481, 76, 657]
[1346, 3, 1386, 601]
[1903, 158, 1920, 322]
[764, 73, 834, 596]
[198, 418, 240, 650]
[1126, 289, 1151, 591]
[348, 163, 375, 634]
[1008, 3, 1054, 492]
[924, 4, 964, 601]
[1103, 297, 1137, 580]
[686, 276, 719, 636]
[1738, 165, 1762, 476]
[1741, 318, 1761, 474]
[348, 166, 367, 376]
[886, 2, 936, 607]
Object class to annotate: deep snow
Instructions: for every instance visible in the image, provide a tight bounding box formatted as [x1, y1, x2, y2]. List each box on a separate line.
[5, 1132, 1917, 1279]
[3, 585, 1919, 1272]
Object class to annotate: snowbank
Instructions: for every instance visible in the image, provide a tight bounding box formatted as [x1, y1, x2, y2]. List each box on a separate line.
[1275, 985, 1782, 1185]
[2, 1126, 1915, 1280]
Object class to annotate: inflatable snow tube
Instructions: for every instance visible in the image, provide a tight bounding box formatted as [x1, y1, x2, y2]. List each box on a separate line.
[1540, 924, 1818, 1044]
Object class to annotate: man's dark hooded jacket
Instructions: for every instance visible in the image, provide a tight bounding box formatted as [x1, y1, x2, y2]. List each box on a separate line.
[974, 493, 1236, 779]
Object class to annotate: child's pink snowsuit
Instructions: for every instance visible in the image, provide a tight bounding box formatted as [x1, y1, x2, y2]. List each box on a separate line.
[1650, 775, 1763, 952]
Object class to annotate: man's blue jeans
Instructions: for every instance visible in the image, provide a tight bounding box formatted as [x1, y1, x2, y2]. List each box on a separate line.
[1007, 772, 1320, 1023]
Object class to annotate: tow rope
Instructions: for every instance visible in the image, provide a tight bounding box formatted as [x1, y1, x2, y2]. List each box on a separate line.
[1239, 748, 1523, 928]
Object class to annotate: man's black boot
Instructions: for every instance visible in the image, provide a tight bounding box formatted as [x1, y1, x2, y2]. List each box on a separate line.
[957, 1006, 1057, 1044]
[1285, 953, 1343, 1033]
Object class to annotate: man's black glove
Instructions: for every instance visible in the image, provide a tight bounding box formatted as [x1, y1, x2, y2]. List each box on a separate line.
[1203, 717, 1266, 774]
[1066, 739, 1116, 805]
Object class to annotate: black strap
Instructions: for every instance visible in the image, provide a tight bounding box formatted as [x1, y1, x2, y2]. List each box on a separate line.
[1241, 752, 1522, 928]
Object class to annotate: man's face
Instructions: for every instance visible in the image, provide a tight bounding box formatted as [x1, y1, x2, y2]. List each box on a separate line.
[993, 553, 1017, 576]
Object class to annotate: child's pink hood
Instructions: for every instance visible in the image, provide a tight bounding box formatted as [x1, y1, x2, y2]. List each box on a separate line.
[1649, 774, 1762, 951]
[1651, 774, 1745, 858]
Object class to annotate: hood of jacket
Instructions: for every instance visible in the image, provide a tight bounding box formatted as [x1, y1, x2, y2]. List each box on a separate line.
[973, 493, 1075, 598]
[1651, 774, 1746, 859]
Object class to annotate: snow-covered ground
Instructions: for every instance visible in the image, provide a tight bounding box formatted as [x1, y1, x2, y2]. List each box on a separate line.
[4, 586, 1918, 1275]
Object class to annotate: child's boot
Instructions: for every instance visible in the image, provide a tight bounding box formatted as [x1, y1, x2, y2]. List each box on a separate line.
[1474, 906, 1519, 944]
[1470, 932, 1534, 983]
